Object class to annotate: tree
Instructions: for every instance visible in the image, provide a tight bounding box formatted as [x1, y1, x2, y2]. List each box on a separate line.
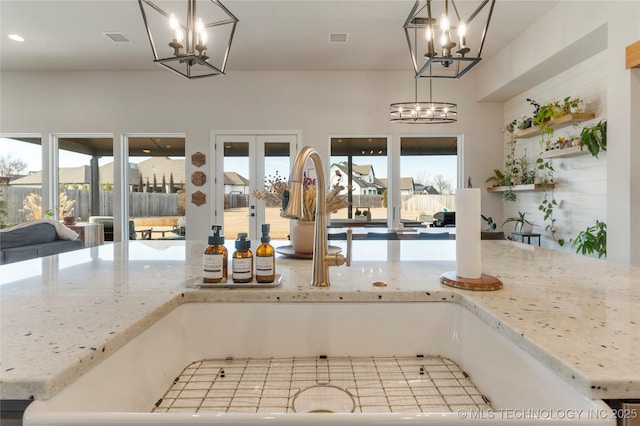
[0, 153, 28, 177]
[432, 174, 453, 195]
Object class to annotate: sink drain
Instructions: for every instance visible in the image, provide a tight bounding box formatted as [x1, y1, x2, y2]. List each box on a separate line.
[292, 385, 355, 413]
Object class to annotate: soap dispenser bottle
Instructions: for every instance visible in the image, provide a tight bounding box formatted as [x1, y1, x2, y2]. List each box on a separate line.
[255, 224, 276, 283]
[232, 233, 253, 283]
[203, 225, 227, 284]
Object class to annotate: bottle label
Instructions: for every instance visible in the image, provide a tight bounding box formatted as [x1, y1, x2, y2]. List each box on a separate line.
[255, 256, 274, 276]
[203, 253, 223, 279]
[232, 257, 252, 280]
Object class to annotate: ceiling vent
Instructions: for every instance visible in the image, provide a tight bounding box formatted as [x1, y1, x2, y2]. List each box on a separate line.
[103, 32, 132, 43]
[329, 33, 348, 44]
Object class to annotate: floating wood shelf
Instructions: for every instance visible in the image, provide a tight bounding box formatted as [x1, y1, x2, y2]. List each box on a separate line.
[486, 183, 555, 193]
[540, 145, 590, 159]
[512, 113, 596, 138]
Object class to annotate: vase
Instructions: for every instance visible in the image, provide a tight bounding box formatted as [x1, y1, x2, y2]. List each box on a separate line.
[63, 216, 77, 226]
[290, 220, 315, 254]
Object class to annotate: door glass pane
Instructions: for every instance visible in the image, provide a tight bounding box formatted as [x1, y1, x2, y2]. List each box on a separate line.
[400, 136, 457, 226]
[330, 138, 387, 224]
[129, 137, 185, 240]
[223, 142, 250, 240]
[1, 137, 42, 226]
[263, 142, 290, 239]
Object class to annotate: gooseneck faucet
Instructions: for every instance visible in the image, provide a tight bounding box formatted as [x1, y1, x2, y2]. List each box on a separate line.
[281, 146, 351, 287]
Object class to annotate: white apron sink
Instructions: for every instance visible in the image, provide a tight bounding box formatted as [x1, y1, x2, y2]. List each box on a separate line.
[24, 302, 613, 425]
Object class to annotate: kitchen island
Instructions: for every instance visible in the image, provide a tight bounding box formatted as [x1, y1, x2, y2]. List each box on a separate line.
[1, 239, 639, 408]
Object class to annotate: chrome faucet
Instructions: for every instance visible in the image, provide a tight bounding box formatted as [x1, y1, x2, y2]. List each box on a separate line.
[281, 146, 351, 287]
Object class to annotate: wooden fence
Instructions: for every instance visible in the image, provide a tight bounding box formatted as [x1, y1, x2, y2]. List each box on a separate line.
[2, 187, 181, 223]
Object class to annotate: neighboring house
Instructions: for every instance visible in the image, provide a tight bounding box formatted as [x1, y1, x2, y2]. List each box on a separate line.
[9, 158, 186, 191]
[377, 177, 416, 196]
[422, 185, 440, 195]
[134, 157, 185, 192]
[330, 162, 385, 195]
[10, 166, 93, 188]
[224, 171, 249, 194]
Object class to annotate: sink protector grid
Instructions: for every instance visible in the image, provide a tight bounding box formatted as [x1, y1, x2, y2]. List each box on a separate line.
[152, 355, 492, 414]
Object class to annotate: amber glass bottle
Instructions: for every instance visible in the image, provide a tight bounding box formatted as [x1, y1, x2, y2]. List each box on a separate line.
[203, 225, 227, 284]
[232, 233, 253, 283]
[255, 224, 275, 283]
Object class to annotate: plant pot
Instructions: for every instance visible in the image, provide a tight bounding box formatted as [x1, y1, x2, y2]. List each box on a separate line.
[521, 223, 534, 234]
[290, 220, 315, 254]
[63, 216, 77, 226]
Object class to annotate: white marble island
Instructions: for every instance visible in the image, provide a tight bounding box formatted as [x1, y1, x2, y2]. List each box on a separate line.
[1, 239, 639, 406]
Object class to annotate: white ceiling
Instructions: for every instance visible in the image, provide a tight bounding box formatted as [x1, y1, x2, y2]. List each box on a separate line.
[0, 0, 556, 73]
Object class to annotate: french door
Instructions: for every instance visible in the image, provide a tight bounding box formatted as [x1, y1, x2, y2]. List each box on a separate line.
[214, 134, 296, 241]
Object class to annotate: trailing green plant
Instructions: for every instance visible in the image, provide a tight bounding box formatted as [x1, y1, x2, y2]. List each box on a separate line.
[502, 211, 533, 234]
[580, 120, 607, 158]
[526, 98, 541, 117]
[571, 220, 607, 258]
[505, 119, 517, 134]
[538, 192, 561, 244]
[502, 189, 517, 202]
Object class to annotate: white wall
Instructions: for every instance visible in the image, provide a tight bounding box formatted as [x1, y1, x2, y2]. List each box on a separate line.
[478, 1, 640, 264]
[0, 70, 504, 240]
[501, 51, 607, 250]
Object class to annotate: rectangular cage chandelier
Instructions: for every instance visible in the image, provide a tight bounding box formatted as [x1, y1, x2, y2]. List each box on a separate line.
[404, 0, 495, 79]
[138, 0, 238, 79]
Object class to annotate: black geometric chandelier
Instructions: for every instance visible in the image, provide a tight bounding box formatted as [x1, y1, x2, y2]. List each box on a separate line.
[404, 0, 495, 79]
[390, 77, 457, 124]
[138, 0, 238, 79]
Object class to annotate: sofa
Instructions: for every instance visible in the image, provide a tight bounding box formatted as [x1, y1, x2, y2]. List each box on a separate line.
[0, 221, 83, 265]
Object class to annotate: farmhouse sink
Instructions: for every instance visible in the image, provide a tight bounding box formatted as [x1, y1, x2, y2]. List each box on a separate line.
[24, 302, 613, 425]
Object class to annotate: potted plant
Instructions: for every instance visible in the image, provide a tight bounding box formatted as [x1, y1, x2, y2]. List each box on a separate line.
[502, 211, 534, 234]
[481, 214, 496, 231]
[571, 220, 606, 258]
[505, 119, 517, 134]
[484, 169, 508, 187]
[580, 120, 607, 158]
[252, 172, 349, 253]
[562, 96, 583, 115]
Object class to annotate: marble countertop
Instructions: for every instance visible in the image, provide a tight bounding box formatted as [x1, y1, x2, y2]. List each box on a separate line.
[1, 239, 639, 402]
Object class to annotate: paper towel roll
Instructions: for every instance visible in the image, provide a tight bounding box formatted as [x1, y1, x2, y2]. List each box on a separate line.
[455, 188, 481, 279]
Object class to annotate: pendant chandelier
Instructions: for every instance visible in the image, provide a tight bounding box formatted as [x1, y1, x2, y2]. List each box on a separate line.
[404, 0, 495, 79]
[390, 77, 457, 124]
[138, 0, 238, 79]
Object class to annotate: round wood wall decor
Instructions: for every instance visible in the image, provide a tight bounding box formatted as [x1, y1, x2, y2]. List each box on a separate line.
[191, 152, 206, 168]
[191, 171, 206, 186]
[191, 191, 206, 206]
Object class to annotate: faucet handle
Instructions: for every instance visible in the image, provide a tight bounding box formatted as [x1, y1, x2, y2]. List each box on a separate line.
[345, 229, 352, 267]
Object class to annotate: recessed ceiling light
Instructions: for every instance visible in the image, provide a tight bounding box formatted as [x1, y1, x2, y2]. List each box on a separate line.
[142, 149, 151, 153]
[8, 34, 24, 42]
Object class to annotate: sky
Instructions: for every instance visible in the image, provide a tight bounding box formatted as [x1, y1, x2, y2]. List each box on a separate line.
[2, 137, 458, 188]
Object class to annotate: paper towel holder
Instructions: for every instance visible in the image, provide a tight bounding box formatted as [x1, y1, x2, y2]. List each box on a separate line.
[440, 272, 503, 291]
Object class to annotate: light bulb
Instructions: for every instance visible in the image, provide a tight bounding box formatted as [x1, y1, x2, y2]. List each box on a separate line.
[398, 106, 404, 113]
[415, 104, 421, 111]
[430, 104, 435, 111]
[176, 29, 184, 43]
[440, 13, 450, 31]
[458, 21, 467, 38]
[425, 27, 432, 42]
[440, 32, 448, 47]
[169, 14, 179, 30]
[443, 106, 449, 113]
[200, 30, 208, 45]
